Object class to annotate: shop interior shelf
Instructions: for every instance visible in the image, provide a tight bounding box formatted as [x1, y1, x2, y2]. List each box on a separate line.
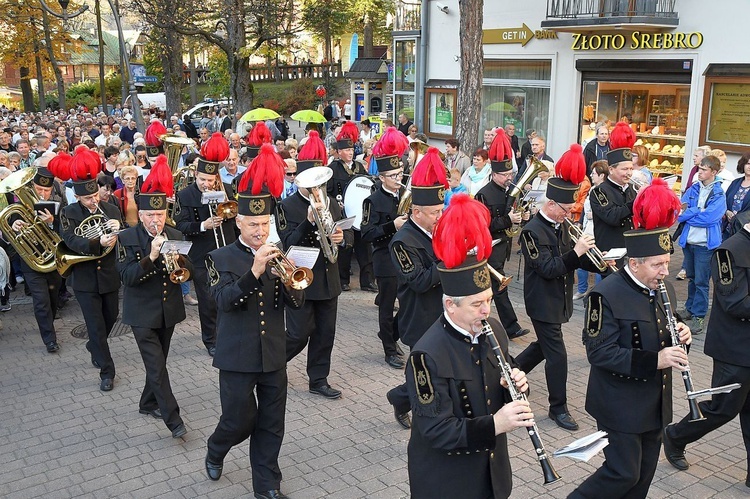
[636, 132, 687, 141]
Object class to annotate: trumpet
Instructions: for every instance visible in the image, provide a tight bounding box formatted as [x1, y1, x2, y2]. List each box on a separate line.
[268, 243, 313, 290]
[563, 218, 617, 272]
[629, 177, 647, 191]
[467, 245, 513, 291]
[154, 222, 190, 284]
[481, 319, 561, 485]
[295, 166, 339, 263]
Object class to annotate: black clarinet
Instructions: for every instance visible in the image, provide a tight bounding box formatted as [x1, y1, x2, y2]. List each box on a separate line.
[481, 319, 561, 484]
[657, 280, 706, 422]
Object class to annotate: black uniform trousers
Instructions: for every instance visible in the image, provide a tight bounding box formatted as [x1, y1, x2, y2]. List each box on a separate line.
[76, 289, 118, 380]
[193, 266, 217, 349]
[208, 369, 287, 492]
[286, 297, 338, 388]
[338, 230, 374, 288]
[515, 319, 569, 414]
[376, 276, 399, 357]
[569, 425, 662, 499]
[22, 269, 61, 345]
[668, 360, 750, 470]
[490, 241, 522, 335]
[131, 325, 182, 431]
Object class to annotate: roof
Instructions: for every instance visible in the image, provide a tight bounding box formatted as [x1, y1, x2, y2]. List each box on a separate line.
[67, 31, 122, 66]
[344, 58, 389, 80]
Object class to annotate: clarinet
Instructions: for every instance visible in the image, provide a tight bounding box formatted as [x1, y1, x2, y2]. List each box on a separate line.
[481, 319, 561, 485]
[657, 280, 706, 422]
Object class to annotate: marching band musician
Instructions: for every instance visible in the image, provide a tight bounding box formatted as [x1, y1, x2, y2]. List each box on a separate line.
[571, 179, 691, 498]
[276, 142, 352, 400]
[8, 166, 66, 352]
[116, 156, 193, 439]
[663, 221, 750, 487]
[589, 122, 638, 269]
[385, 147, 448, 429]
[329, 121, 374, 292]
[475, 129, 530, 340]
[174, 132, 237, 357]
[205, 156, 303, 499]
[406, 194, 532, 499]
[516, 145, 599, 432]
[360, 127, 410, 369]
[59, 148, 123, 391]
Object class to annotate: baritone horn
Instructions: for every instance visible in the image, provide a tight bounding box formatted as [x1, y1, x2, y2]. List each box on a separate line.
[268, 243, 313, 290]
[56, 204, 120, 277]
[0, 167, 62, 273]
[505, 156, 549, 236]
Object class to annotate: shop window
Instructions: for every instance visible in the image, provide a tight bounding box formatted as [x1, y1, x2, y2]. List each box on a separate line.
[394, 39, 416, 92]
[700, 65, 750, 154]
[482, 60, 551, 147]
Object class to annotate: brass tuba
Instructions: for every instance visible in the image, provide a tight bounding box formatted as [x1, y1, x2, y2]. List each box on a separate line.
[295, 166, 339, 263]
[505, 156, 549, 237]
[0, 168, 62, 273]
[162, 134, 196, 224]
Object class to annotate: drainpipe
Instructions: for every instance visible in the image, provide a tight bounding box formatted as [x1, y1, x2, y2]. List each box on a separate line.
[416, 0, 428, 132]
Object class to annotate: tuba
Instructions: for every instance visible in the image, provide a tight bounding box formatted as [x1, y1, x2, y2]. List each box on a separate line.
[56, 204, 119, 278]
[162, 134, 196, 223]
[505, 156, 549, 237]
[0, 168, 62, 273]
[295, 166, 339, 263]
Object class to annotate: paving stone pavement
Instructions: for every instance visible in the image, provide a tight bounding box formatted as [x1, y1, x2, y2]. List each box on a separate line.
[1, 240, 748, 496]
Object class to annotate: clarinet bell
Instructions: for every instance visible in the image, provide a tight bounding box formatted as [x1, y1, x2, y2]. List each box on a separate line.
[688, 399, 706, 422]
[541, 456, 562, 485]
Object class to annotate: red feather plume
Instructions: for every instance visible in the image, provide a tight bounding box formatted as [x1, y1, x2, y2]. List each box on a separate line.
[632, 177, 681, 230]
[47, 151, 73, 181]
[297, 130, 327, 162]
[433, 194, 492, 268]
[488, 129, 512, 162]
[337, 121, 359, 144]
[554, 144, 586, 185]
[145, 121, 167, 147]
[237, 143, 285, 197]
[200, 132, 230, 163]
[245, 121, 272, 147]
[411, 147, 449, 188]
[69, 148, 101, 180]
[141, 155, 174, 198]
[609, 121, 636, 150]
[372, 126, 409, 158]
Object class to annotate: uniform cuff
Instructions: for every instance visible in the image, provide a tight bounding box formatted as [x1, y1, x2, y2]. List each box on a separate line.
[465, 415, 497, 451]
[630, 350, 658, 379]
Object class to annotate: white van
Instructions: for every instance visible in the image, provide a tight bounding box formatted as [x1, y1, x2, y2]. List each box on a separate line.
[124, 92, 167, 110]
[184, 100, 232, 130]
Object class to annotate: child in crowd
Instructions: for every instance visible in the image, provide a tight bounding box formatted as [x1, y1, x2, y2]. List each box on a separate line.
[444, 168, 468, 207]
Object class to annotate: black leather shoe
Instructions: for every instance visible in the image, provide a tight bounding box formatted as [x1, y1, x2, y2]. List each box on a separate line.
[362, 284, 378, 293]
[663, 426, 689, 470]
[172, 423, 187, 438]
[254, 490, 288, 499]
[309, 384, 342, 399]
[395, 344, 405, 356]
[207, 346, 216, 357]
[139, 408, 162, 419]
[341, 284, 351, 292]
[46, 341, 60, 353]
[549, 411, 578, 431]
[394, 407, 411, 429]
[100, 378, 114, 392]
[508, 328, 530, 339]
[205, 452, 223, 481]
[385, 355, 405, 369]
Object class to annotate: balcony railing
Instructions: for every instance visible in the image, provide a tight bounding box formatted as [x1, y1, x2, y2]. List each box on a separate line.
[542, 0, 679, 30]
[394, 0, 421, 32]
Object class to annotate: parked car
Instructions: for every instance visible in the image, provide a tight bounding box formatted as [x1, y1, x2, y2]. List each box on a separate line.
[184, 99, 232, 130]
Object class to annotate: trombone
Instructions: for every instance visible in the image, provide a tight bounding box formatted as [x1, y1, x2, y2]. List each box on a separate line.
[201, 182, 238, 249]
[563, 218, 617, 272]
[267, 243, 313, 290]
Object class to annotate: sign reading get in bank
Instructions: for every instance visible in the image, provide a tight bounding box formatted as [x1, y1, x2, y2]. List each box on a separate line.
[572, 31, 703, 50]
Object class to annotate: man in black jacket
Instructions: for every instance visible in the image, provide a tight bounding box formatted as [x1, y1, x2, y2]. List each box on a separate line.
[116, 190, 193, 438]
[663, 222, 750, 486]
[205, 193, 304, 499]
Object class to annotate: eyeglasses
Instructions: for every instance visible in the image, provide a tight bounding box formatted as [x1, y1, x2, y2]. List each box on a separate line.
[285, 172, 297, 177]
[383, 171, 404, 180]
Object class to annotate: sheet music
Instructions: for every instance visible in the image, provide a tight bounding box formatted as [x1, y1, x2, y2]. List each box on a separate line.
[286, 246, 320, 268]
[160, 240, 193, 255]
[334, 216, 356, 231]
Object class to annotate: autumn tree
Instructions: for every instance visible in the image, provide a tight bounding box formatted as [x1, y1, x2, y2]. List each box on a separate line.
[455, 0, 483, 155]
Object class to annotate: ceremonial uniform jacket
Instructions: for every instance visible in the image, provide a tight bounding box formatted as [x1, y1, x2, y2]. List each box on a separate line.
[174, 182, 237, 268]
[520, 213, 590, 324]
[589, 178, 635, 252]
[117, 224, 194, 329]
[583, 270, 675, 433]
[59, 201, 122, 293]
[406, 316, 514, 499]
[705, 229, 750, 367]
[327, 159, 367, 207]
[389, 219, 442, 347]
[360, 185, 402, 278]
[475, 181, 514, 267]
[207, 239, 304, 373]
[276, 191, 353, 301]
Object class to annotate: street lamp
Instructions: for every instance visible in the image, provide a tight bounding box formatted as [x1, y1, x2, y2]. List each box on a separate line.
[37, 0, 146, 133]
